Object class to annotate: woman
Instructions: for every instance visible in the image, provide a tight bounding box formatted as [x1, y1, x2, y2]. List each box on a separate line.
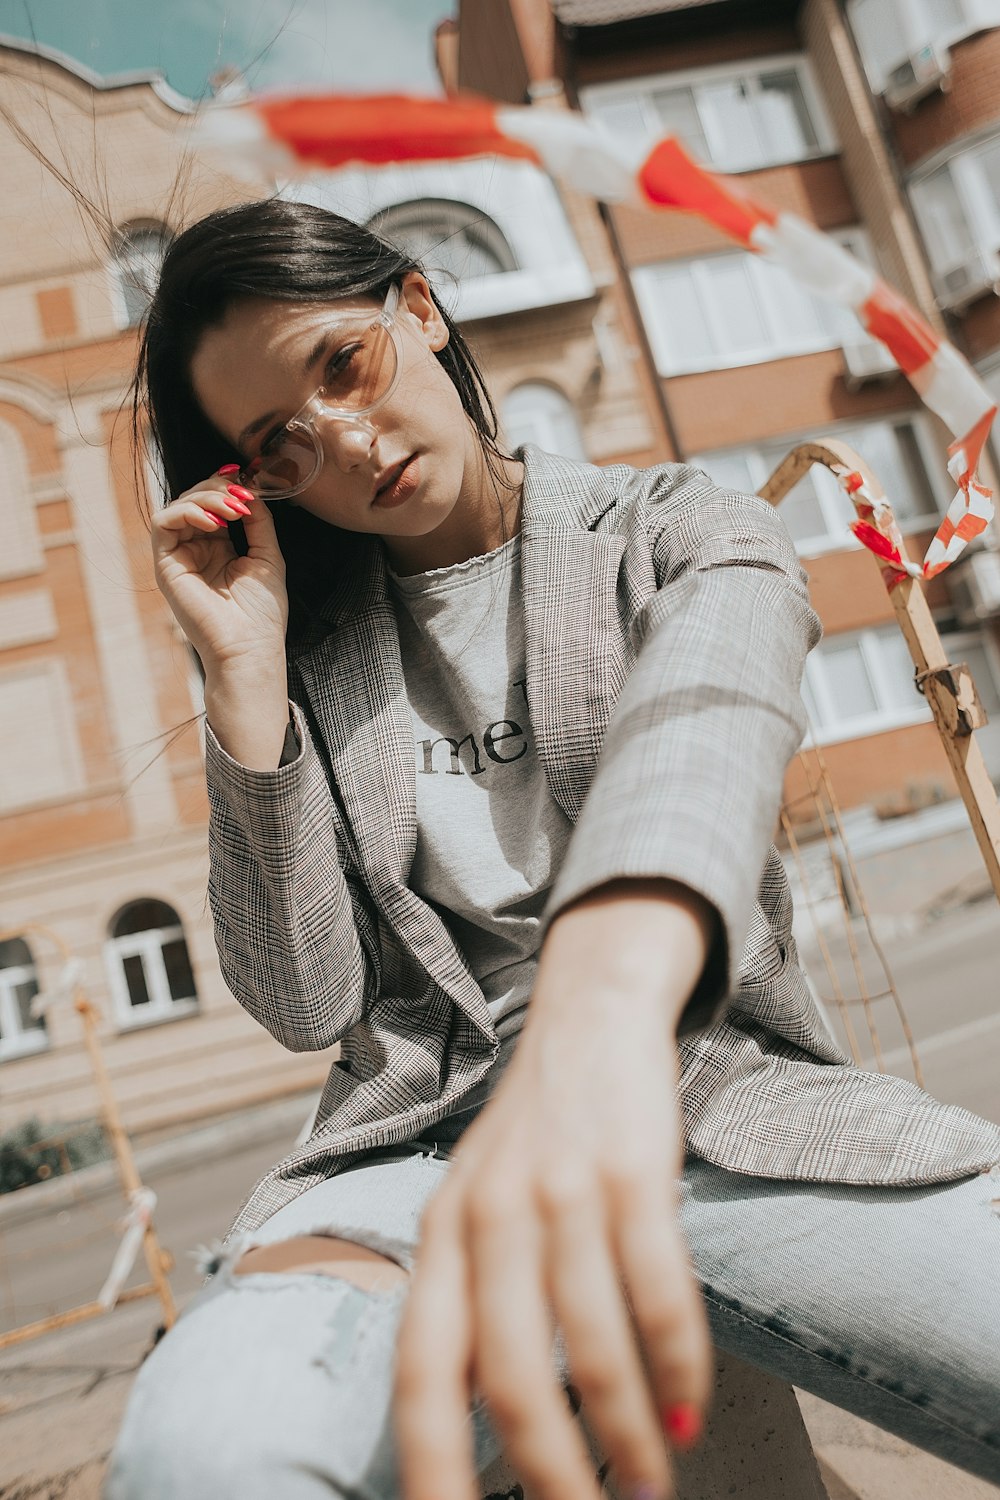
[106, 198, 1000, 1500]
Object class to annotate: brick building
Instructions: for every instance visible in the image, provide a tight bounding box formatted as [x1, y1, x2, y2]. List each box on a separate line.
[0, 35, 654, 1136]
[457, 0, 1000, 892]
[0, 40, 329, 1134]
[4, 4, 1000, 1139]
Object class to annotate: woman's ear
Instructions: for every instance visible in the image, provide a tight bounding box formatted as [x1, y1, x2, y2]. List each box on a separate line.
[399, 271, 450, 352]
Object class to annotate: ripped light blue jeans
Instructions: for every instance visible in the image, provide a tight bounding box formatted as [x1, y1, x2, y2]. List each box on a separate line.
[105, 1116, 1000, 1499]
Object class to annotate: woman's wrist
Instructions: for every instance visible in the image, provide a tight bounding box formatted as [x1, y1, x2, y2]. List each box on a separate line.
[204, 658, 291, 771]
[539, 877, 717, 1031]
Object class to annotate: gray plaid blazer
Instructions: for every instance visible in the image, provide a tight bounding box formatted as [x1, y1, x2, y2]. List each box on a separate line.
[206, 446, 1000, 1243]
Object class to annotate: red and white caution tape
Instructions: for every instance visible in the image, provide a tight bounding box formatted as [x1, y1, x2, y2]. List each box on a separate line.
[98, 1186, 156, 1310]
[198, 92, 997, 582]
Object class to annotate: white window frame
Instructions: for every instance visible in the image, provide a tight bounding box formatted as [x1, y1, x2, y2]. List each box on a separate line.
[848, 0, 1000, 93]
[105, 920, 198, 1031]
[802, 623, 934, 746]
[694, 412, 948, 558]
[286, 160, 594, 322]
[908, 128, 1000, 275]
[109, 223, 171, 332]
[634, 227, 879, 376]
[0, 958, 48, 1061]
[502, 382, 587, 460]
[0, 419, 44, 581]
[580, 53, 837, 173]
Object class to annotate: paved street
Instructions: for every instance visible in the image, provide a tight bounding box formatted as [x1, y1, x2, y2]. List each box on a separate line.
[0, 1127, 298, 1497]
[797, 899, 1000, 1125]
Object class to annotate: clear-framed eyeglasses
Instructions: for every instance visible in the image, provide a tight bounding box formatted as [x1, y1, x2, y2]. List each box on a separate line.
[241, 283, 403, 500]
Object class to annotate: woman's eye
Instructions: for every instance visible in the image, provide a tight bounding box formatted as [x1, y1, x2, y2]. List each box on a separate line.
[326, 343, 363, 382]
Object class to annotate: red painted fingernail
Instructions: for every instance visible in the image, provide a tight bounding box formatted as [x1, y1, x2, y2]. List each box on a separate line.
[227, 483, 254, 503]
[226, 499, 252, 517]
[200, 508, 226, 527]
[217, 463, 241, 476]
[663, 1403, 703, 1449]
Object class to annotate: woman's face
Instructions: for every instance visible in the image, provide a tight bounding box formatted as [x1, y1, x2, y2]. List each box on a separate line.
[188, 273, 514, 573]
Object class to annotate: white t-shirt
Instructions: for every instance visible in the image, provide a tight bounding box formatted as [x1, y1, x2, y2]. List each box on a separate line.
[388, 531, 575, 1123]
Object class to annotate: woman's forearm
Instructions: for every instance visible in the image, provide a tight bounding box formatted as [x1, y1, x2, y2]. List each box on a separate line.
[204, 657, 290, 771]
[536, 877, 718, 1033]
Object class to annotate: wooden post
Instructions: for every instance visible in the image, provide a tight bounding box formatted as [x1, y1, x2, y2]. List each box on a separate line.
[0, 922, 176, 1349]
[759, 439, 1000, 905]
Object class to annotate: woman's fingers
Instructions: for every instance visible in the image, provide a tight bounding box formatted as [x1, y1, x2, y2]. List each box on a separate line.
[541, 1171, 676, 1499]
[465, 1179, 606, 1500]
[610, 1171, 712, 1444]
[153, 494, 244, 553]
[394, 1190, 478, 1500]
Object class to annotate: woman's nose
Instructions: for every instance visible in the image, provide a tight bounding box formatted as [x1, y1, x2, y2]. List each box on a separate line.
[317, 413, 377, 471]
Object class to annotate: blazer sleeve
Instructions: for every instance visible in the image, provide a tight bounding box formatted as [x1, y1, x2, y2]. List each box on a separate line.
[540, 463, 822, 1039]
[204, 697, 381, 1051]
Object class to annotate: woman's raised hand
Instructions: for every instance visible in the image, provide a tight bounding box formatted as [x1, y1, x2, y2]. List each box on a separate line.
[150, 467, 288, 676]
[394, 881, 715, 1500]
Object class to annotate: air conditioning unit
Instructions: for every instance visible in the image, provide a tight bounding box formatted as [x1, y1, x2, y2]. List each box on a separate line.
[947, 550, 1000, 627]
[841, 338, 898, 390]
[933, 250, 1000, 312]
[883, 43, 950, 111]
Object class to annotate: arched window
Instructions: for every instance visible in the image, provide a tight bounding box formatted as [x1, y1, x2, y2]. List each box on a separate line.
[0, 417, 42, 580]
[112, 222, 171, 329]
[0, 936, 47, 1060]
[502, 382, 586, 460]
[368, 199, 517, 284]
[105, 900, 198, 1028]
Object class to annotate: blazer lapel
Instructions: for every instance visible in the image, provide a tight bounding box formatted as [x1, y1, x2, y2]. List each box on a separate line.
[520, 449, 636, 823]
[297, 540, 416, 897]
[296, 538, 494, 1028]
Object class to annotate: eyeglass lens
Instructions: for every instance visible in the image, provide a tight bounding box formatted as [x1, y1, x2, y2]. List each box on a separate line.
[249, 316, 398, 497]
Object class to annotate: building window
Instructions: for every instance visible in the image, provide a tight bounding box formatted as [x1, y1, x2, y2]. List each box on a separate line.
[105, 900, 198, 1029]
[848, 0, 1000, 94]
[502, 383, 586, 459]
[580, 55, 835, 172]
[0, 420, 43, 582]
[695, 416, 941, 557]
[368, 199, 517, 285]
[0, 936, 47, 1061]
[111, 223, 171, 329]
[802, 620, 1000, 751]
[909, 132, 1000, 282]
[801, 624, 932, 744]
[633, 229, 875, 375]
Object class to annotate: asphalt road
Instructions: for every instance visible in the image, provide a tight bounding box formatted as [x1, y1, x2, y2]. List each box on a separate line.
[0, 1126, 300, 1339]
[796, 899, 1000, 1124]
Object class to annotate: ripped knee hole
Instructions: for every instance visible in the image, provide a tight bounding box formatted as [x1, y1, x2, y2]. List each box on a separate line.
[233, 1234, 409, 1292]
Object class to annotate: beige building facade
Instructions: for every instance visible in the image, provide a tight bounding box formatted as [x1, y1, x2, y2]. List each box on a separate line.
[0, 37, 651, 1138]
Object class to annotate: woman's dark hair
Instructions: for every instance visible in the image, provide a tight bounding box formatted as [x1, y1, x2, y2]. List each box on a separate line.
[132, 197, 513, 651]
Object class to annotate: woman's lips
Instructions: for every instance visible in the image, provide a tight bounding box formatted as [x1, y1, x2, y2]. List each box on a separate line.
[373, 455, 420, 509]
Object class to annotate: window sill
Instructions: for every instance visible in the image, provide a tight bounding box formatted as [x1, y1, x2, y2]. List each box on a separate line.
[450, 263, 595, 323]
[802, 708, 932, 749]
[656, 338, 853, 377]
[0, 1032, 50, 1062]
[114, 998, 199, 1033]
[711, 149, 841, 177]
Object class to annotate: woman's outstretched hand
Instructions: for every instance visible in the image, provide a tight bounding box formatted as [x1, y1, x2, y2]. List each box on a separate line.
[150, 469, 288, 676]
[394, 879, 715, 1500]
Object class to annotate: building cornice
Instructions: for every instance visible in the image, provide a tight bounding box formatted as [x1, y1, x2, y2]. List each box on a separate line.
[0, 33, 196, 113]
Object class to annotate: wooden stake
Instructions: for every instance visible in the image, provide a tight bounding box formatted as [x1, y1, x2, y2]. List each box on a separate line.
[0, 923, 176, 1350]
[760, 439, 1000, 906]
